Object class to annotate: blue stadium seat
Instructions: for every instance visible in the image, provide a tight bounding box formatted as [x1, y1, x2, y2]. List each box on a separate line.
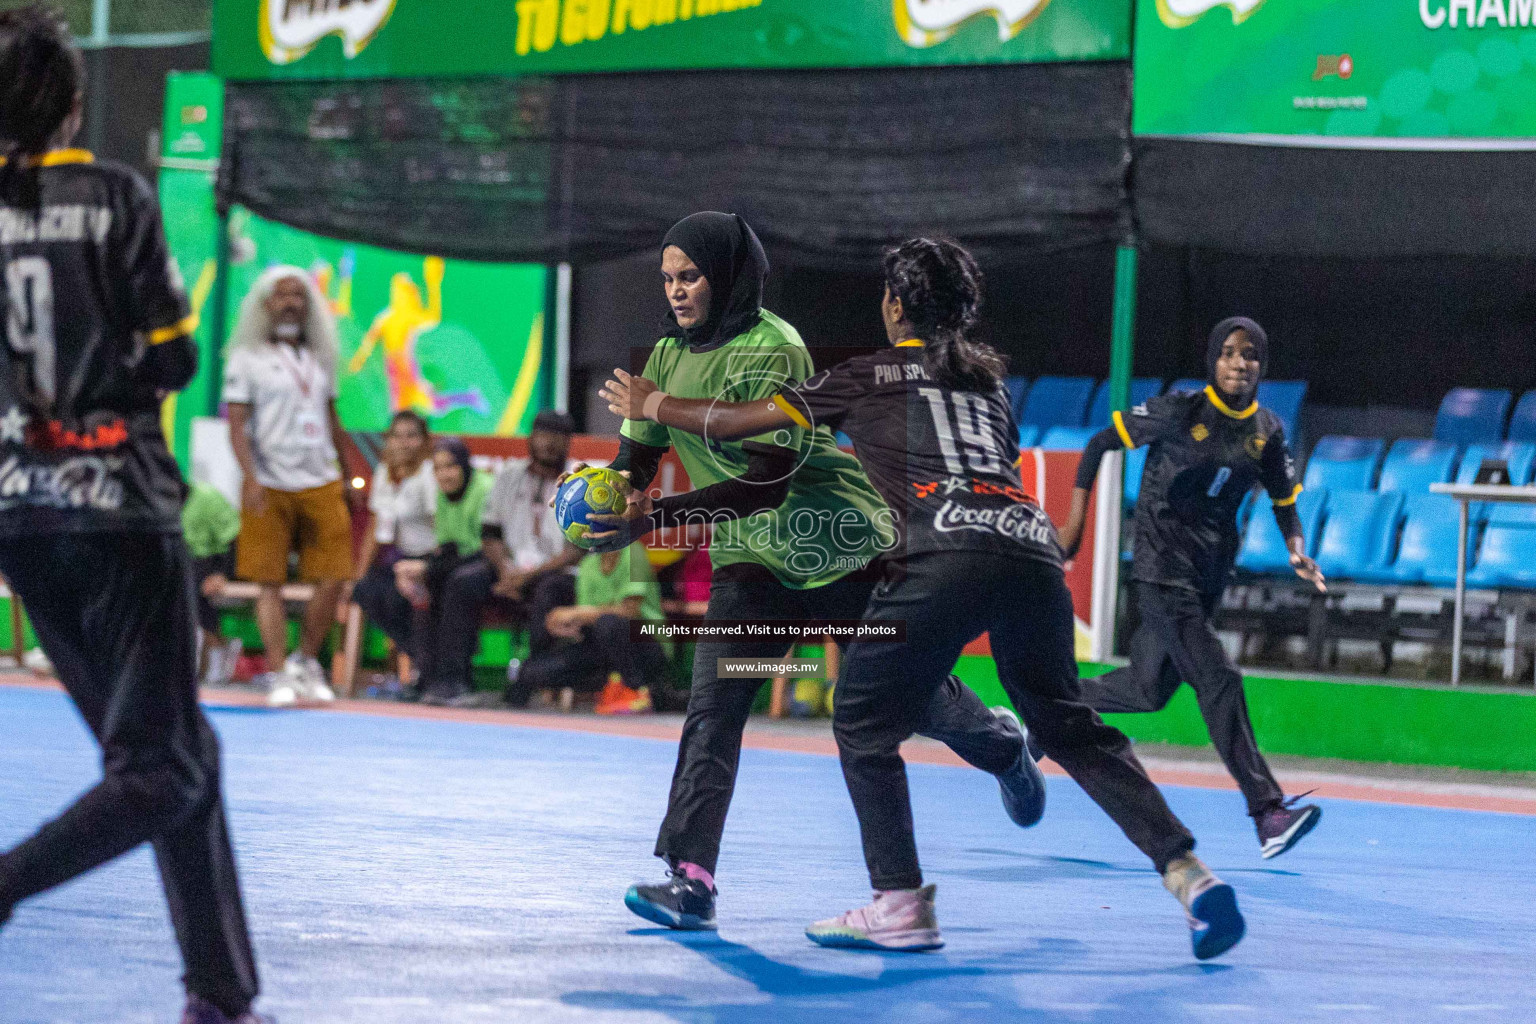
[1168, 378, 1206, 395]
[1466, 512, 1536, 589]
[1485, 502, 1536, 526]
[1086, 378, 1163, 428]
[1004, 376, 1030, 423]
[1353, 493, 1468, 586]
[1313, 490, 1403, 581]
[1123, 445, 1149, 506]
[1434, 388, 1511, 445]
[1377, 439, 1458, 493]
[1038, 426, 1101, 451]
[1302, 436, 1385, 491]
[1256, 380, 1308, 439]
[1507, 391, 1536, 444]
[1237, 488, 1325, 575]
[1017, 424, 1040, 448]
[1455, 441, 1536, 486]
[1019, 376, 1096, 429]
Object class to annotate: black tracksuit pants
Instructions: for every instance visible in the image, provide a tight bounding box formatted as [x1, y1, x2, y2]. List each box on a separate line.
[512, 613, 669, 703]
[837, 552, 1196, 891]
[0, 533, 258, 1018]
[352, 558, 417, 660]
[654, 561, 1024, 878]
[421, 556, 575, 695]
[1076, 582, 1284, 818]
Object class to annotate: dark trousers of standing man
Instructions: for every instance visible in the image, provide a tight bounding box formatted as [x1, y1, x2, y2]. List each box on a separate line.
[421, 556, 575, 696]
[654, 561, 1025, 878]
[836, 552, 1196, 891]
[1076, 582, 1284, 818]
[0, 533, 259, 1019]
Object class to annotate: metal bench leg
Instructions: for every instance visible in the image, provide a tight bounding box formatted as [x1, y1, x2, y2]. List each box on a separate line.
[331, 602, 363, 698]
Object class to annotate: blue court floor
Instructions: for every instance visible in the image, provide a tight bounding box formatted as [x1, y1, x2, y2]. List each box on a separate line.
[1, 685, 1533, 1024]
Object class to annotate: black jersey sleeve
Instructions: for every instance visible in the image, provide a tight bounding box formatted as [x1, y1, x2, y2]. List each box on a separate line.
[1112, 392, 1188, 449]
[773, 360, 863, 433]
[1259, 422, 1303, 506]
[118, 174, 193, 345]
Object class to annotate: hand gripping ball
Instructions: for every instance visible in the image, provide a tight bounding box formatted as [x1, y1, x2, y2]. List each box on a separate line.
[554, 466, 632, 549]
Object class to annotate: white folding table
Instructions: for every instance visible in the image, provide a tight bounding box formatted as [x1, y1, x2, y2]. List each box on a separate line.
[1428, 482, 1536, 685]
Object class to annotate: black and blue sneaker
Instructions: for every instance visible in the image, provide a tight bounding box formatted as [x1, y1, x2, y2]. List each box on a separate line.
[990, 706, 1047, 828]
[1163, 853, 1245, 961]
[625, 871, 717, 931]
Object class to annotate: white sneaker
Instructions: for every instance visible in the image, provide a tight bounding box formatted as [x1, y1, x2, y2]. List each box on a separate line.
[285, 652, 335, 702]
[202, 638, 244, 687]
[262, 671, 300, 707]
[23, 647, 53, 676]
[805, 884, 943, 951]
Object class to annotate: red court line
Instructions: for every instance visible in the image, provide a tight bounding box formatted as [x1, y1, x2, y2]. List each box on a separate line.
[8, 676, 1536, 817]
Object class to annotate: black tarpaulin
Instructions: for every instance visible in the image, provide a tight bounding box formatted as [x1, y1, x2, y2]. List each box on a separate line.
[219, 62, 1132, 268]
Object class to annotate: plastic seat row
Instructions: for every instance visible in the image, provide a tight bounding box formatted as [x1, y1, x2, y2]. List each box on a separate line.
[1008, 375, 1309, 445]
[1433, 387, 1536, 445]
[1236, 487, 1536, 589]
[1303, 438, 1536, 492]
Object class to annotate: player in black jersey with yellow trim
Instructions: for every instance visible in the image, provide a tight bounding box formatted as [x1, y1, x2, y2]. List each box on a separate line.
[603, 239, 1246, 960]
[0, 8, 265, 1023]
[1059, 317, 1324, 861]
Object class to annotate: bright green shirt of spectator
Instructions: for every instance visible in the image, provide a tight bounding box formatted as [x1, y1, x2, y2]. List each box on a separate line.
[435, 470, 493, 556]
[576, 543, 671, 656]
[182, 482, 241, 559]
[621, 310, 891, 590]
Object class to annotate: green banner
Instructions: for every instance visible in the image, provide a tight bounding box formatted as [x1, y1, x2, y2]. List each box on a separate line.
[212, 0, 1128, 80]
[160, 71, 224, 168]
[1134, 0, 1536, 138]
[222, 211, 552, 435]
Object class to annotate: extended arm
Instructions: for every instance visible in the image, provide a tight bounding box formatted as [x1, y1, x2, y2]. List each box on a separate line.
[1058, 426, 1125, 559]
[1273, 500, 1325, 591]
[600, 368, 793, 442]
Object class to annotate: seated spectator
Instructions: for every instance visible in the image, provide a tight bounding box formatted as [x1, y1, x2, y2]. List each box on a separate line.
[352, 411, 435, 682]
[394, 438, 493, 693]
[182, 481, 243, 686]
[512, 542, 672, 714]
[417, 412, 583, 705]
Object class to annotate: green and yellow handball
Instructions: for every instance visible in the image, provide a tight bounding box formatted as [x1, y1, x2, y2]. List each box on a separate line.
[553, 465, 633, 549]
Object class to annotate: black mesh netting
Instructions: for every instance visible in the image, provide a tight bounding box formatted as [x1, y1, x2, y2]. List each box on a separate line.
[220, 62, 1132, 268]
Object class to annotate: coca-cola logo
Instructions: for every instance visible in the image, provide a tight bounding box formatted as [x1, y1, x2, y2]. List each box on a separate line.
[0, 454, 125, 512]
[931, 498, 1054, 545]
[261, 0, 398, 66]
[895, 0, 1051, 48]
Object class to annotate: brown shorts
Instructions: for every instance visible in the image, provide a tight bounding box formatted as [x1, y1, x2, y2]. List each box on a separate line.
[236, 480, 355, 585]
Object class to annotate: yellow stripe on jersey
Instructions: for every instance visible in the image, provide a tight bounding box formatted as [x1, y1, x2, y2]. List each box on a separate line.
[1273, 483, 1303, 507]
[148, 314, 199, 345]
[0, 148, 95, 168]
[1111, 409, 1136, 448]
[771, 393, 811, 429]
[1204, 384, 1258, 420]
[894, 339, 925, 348]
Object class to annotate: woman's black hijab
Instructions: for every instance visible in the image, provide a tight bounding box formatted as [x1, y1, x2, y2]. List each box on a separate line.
[435, 437, 473, 503]
[1206, 316, 1269, 401]
[661, 212, 768, 352]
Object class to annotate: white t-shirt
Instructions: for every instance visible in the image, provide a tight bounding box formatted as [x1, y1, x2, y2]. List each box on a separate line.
[482, 458, 573, 571]
[222, 343, 341, 492]
[369, 459, 437, 557]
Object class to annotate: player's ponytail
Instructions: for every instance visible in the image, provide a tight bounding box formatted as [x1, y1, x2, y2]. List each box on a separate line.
[0, 4, 84, 209]
[882, 238, 1005, 392]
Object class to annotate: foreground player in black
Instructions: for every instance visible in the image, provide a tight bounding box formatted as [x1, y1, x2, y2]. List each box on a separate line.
[1058, 317, 1324, 860]
[0, 8, 265, 1022]
[602, 239, 1245, 959]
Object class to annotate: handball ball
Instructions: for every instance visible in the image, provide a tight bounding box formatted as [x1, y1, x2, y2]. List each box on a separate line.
[554, 466, 632, 549]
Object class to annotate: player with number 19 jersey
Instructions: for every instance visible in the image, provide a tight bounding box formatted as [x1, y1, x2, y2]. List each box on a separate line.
[774, 342, 1061, 570]
[0, 150, 194, 537]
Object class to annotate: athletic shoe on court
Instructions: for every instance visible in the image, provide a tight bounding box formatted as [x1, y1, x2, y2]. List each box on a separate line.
[1256, 795, 1322, 860]
[261, 672, 300, 708]
[285, 652, 335, 702]
[990, 706, 1047, 827]
[624, 871, 717, 930]
[805, 884, 943, 952]
[179, 995, 274, 1024]
[201, 638, 244, 688]
[1162, 853, 1245, 960]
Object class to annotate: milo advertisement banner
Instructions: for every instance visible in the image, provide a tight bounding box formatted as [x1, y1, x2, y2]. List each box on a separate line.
[1135, 0, 1536, 139]
[222, 212, 552, 436]
[213, 0, 1129, 80]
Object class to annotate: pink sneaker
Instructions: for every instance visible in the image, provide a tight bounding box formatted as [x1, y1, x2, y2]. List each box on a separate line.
[805, 884, 943, 951]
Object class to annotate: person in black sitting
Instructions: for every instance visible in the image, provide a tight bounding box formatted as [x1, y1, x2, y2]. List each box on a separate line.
[1058, 316, 1325, 860]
